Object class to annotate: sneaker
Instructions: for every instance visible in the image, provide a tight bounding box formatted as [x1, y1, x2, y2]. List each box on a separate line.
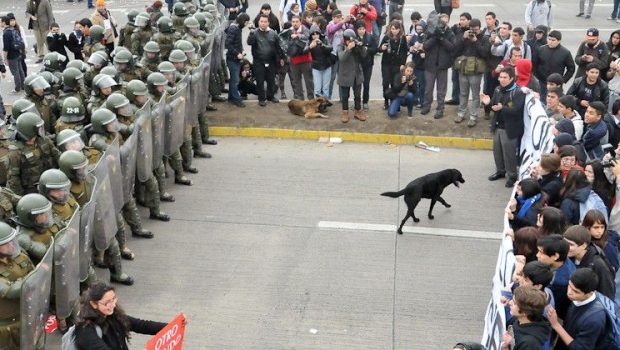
[608, 16, 617, 20]
[258, 100, 267, 107]
[576, 12, 584, 17]
[585, 14, 591, 19]
[268, 97, 279, 103]
[407, 110, 413, 118]
[454, 115, 465, 123]
[433, 111, 444, 119]
[467, 119, 477, 127]
[363, 103, 369, 111]
[505, 178, 516, 188]
[230, 100, 245, 108]
[280, 92, 287, 100]
[420, 107, 431, 115]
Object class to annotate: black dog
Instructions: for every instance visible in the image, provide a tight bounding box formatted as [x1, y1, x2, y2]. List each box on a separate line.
[381, 169, 465, 234]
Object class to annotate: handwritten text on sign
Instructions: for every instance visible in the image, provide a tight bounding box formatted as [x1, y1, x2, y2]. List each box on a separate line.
[145, 313, 186, 350]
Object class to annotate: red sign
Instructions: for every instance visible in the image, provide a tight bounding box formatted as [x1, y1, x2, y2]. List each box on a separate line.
[145, 313, 186, 350]
[45, 315, 58, 334]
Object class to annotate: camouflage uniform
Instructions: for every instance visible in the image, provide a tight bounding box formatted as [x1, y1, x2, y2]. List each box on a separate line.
[118, 23, 137, 50]
[7, 137, 60, 195]
[154, 31, 180, 62]
[130, 26, 156, 58]
[0, 251, 34, 348]
[0, 187, 19, 224]
[25, 94, 58, 136]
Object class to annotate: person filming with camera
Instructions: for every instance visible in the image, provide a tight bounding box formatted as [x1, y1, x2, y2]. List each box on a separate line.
[349, 0, 377, 36]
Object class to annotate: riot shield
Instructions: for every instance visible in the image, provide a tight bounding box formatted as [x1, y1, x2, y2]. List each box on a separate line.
[152, 95, 166, 170]
[164, 78, 188, 156]
[120, 130, 138, 204]
[92, 173, 117, 251]
[54, 210, 80, 320]
[135, 102, 153, 182]
[21, 244, 53, 350]
[78, 174, 96, 282]
[187, 62, 204, 127]
[202, 52, 212, 110]
[91, 136, 123, 213]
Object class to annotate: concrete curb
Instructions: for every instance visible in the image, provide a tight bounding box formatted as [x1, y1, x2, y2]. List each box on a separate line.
[210, 126, 493, 150]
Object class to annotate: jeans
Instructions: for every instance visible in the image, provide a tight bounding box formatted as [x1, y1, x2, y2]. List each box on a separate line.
[312, 67, 331, 98]
[227, 58, 241, 102]
[362, 63, 373, 104]
[612, 0, 620, 18]
[8, 59, 25, 92]
[450, 66, 460, 102]
[458, 73, 483, 120]
[329, 60, 339, 100]
[414, 68, 426, 106]
[388, 92, 415, 118]
[423, 69, 448, 112]
[340, 83, 362, 111]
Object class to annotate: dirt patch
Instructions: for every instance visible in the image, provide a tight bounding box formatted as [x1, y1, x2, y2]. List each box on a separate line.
[209, 100, 493, 139]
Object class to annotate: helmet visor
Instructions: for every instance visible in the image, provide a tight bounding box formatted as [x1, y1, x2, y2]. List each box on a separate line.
[30, 76, 51, 90]
[0, 236, 21, 259]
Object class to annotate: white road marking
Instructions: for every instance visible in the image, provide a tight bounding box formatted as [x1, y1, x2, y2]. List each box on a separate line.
[317, 221, 502, 240]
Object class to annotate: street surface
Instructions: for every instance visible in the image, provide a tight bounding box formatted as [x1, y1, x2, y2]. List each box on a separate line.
[46, 137, 508, 349]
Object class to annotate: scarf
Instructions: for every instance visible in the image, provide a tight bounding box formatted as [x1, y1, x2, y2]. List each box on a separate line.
[516, 193, 541, 219]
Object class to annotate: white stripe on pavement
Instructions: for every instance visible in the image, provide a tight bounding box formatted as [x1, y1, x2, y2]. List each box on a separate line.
[317, 221, 502, 240]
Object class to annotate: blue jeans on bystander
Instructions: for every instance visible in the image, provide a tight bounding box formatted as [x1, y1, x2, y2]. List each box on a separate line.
[227, 58, 242, 103]
[388, 92, 415, 118]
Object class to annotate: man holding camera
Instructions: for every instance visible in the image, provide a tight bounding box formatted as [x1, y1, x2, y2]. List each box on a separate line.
[349, 0, 377, 35]
[453, 18, 490, 127]
[420, 13, 455, 119]
[225, 13, 251, 108]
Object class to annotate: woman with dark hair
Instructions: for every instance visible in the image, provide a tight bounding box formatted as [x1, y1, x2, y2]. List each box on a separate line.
[506, 178, 547, 230]
[584, 160, 615, 212]
[354, 19, 378, 111]
[2, 16, 25, 93]
[253, 4, 281, 33]
[378, 19, 408, 110]
[73, 281, 168, 349]
[532, 153, 563, 207]
[582, 209, 620, 271]
[537, 207, 567, 236]
[560, 169, 598, 225]
[513, 226, 541, 263]
[386, 61, 416, 118]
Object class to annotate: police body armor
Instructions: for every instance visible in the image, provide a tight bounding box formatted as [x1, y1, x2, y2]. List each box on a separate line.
[7, 138, 58, 195]
[130, 27, 155, 57]
[154, 32, 180, 61]
[0, 251, 34, 348]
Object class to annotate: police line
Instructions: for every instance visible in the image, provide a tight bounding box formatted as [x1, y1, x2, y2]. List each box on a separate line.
[17, 10, 230, 347]
[480, 92, 554, 349]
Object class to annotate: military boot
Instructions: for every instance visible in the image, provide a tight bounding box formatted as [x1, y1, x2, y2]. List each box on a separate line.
[107, 238, 134, 286]
[149, 208, 170, 221]
[122, 199, 154, 238]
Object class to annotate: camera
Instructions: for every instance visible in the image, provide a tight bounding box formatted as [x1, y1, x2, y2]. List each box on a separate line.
[468, 30, 475, 38]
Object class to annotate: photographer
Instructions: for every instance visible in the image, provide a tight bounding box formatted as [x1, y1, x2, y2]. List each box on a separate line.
[338, 29, 367, 123]
[355, 20, 378, 111]
[304, 25, 333, 100]
[288, 16, 314, 100]
[326, 10, 354, 101]
[225, 13, 251, 108]
[421, 13, 455, 120]
[378, 20, 408, 110]
[409, 23, 426, 108]
[349, 0, 377, 36]
[453, 18, 490, 127]
[386, 62, 416, 118]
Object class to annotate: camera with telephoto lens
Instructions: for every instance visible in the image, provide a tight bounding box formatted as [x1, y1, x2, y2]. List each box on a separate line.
[468, 30, 476, 39]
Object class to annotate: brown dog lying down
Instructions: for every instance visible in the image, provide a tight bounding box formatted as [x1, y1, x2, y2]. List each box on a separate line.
[288, 96, 329, 119]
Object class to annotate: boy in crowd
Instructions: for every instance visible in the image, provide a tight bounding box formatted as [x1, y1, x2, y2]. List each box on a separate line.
[558, 95, 584, 141]
[581, 101, 610, 160]
[537, 234, 576, 319]
[545, 73, 564, 93]
[545, 86, 563, 120]
[501, 286, 551, 350]
[546, 268, 616, 350]
[564, 225, 615, 299]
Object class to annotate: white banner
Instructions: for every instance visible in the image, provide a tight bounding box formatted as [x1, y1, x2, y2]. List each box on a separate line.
[482, 92, 553, 348]
[518, 92, 555, 179]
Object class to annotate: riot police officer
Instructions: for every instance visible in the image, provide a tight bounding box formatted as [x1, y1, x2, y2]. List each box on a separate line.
[0, 221, 34, 348]
[0, 186, 19, 225]
[38, 168, 79, 223]
[87, 74, 118, 115]
[56, 129, 101, 166]
[55, 97, 88, 135]
[57, 68, 89, 119]
[171, 3, 190, 33]
[23, 75, 57, 135]
[131, 12, 155, 58]
[84, 51, 110, 89]
[41, 52, 67, 80]
[14, 193, 60, 263]
[140, 41, 162, 76]
[83, 25, 108, 60]
[118, 10, 140, 50]
[7, 113, 60, 195]
[114, 49, 145, 84]
[154, 17, 180, 61]
[38, 71, 61, 98]
[182, 17, 203, 56]
[0, 117, 14, 187]
[147, 72, 193, 185]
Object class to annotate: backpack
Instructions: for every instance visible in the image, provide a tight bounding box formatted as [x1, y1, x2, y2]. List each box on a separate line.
[10, 28, 25, 52]
[61, 324, 102, 350]
[579, 190, 609, 224]
[595, 292, 620, 349]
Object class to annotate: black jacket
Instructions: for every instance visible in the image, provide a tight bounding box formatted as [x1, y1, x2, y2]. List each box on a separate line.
[66, 30, 84, 60]
[304, 34, 332, 70]
[46, 32, 69, 59]
[385, 71, 415, 99]
[358, 32, 378, 67]
[454, 31, 491, 60]
[422, 29, 456, 72]
[534, 44, 575, 83]
[574, 40, 610, 78]
[604, 113, 620, 150]
[225, 23, 244, 60]
[74, 315, 166, 350]
[247, 28, 284, 63]
[578, 244, 616, 300]
[567, 77, 610, 117]
[378, 34, 408, 67]
[539, 172, 562, 207]
[491, 82, 526, 139]
[253, 13, 280, 34]
[513, 320, 551, 350]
